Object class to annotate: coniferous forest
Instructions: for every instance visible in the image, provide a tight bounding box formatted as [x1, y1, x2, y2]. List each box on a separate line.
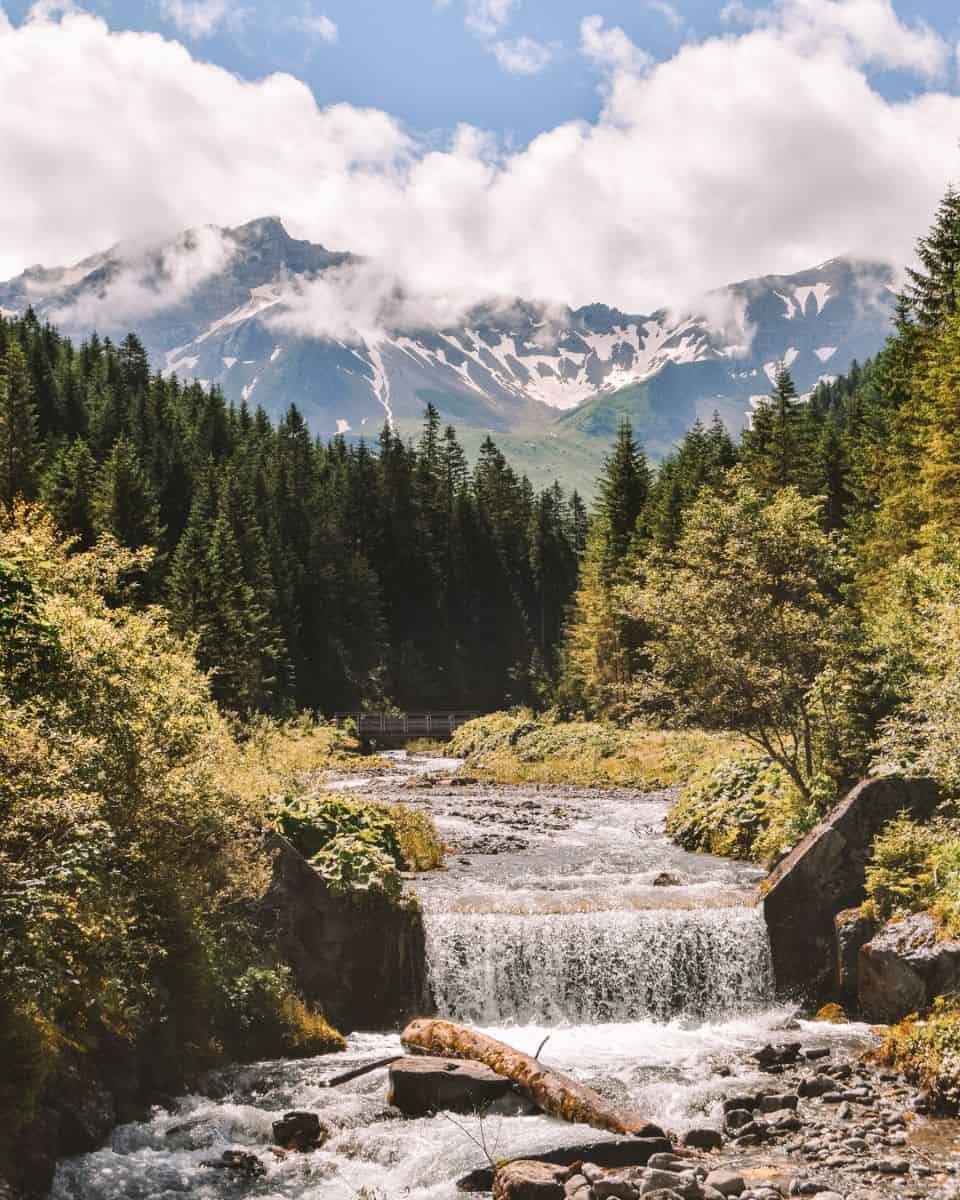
[0, 314, 586, 716]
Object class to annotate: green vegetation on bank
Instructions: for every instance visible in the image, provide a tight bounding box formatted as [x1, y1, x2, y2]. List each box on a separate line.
[666, 756, 821, 867]
[449, 709, 747, 789]
[864, 814, 960, 937]
[0, 504, 442, 1173]
[272, 792, 445, 899]
[878, 996, 960, 1112]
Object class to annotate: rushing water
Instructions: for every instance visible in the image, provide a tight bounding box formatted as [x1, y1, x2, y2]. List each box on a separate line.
[52, 755, 873, 1200]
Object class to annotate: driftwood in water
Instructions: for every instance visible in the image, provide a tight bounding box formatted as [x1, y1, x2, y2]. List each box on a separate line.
[320, 1056, 402, 1088]
[401, 1018, 665, 1139]
[456, 1137, 672, 1192]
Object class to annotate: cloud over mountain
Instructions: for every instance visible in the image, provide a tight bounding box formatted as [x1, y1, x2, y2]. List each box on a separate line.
[0, 0, 957, 321]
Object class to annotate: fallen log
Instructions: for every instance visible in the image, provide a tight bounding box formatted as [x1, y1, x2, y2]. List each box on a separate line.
[401, 1019, 665, 1139]
[456, 1136, 672, 1192]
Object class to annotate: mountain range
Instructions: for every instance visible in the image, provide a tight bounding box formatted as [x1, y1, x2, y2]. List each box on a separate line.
[0, 217, 898, 493]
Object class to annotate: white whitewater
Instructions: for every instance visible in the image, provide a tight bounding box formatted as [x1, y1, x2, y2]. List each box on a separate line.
[424, 906, 774, 1025]
[51, 760, 870, 1200]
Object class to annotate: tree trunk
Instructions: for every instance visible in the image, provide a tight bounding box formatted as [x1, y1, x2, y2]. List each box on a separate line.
[401, 1018, 665, 1138]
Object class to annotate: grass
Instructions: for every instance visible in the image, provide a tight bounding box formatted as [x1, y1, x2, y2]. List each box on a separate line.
[448, 709, 749, 789]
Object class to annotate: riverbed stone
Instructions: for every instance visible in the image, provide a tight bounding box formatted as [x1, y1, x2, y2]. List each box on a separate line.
[705, 1169, 745, 1196]
[683, 1128, 724, 1150]
[494, 1160, 569, 1200]
[200, 1150, 267, 1177]
[595, 1177, 642, 1199]
[564, 1175, 591, 1200]
[272, 1110, 328, 1150]
[389, 1055, 513, 1115]
[762, 775, 939, 998]
[858, 912, 960, 1023]
[835, 906, 879, 997]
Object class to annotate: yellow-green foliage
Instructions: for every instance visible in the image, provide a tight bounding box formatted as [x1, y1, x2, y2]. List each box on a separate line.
[864, 814, 960, 936]
[815, 1003, 848, 1024]
[449, 709, 748, 788]
[0, 505, 347, 1159]
[667, 755, 821, 866]
[878, 996, 960, 1112]
[270, 791, 445, 877]
[383, 802, 446, 870]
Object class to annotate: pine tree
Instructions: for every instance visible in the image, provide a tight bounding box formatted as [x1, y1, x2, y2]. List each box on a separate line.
[92, 435, 163, 550]
[741, 362, 803, 494]
[904, 186, 960, 330]
[42, 440, 97, 547]
[0, 341, 41, 506]
[594, 420, 651, 574]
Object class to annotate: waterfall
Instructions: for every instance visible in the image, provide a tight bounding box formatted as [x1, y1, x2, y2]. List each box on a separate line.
[423, 905, 774, 1025]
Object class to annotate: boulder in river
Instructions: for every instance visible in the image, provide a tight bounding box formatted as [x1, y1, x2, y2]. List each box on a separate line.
[762, 775, 939, 999]
[834, 906, 879, 997]
[256, 834, 429, 1029]
[272, 1110, 328, 1150]
[388, 1055, 515, 1115]
[493, 1159, 570, 1199]
[858, 912, 960, 1022]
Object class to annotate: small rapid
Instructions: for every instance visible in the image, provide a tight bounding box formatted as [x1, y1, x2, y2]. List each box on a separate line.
[424, 906, 774, 1025]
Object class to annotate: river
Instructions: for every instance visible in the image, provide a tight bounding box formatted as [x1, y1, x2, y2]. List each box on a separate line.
[51, 753, 878, 1199]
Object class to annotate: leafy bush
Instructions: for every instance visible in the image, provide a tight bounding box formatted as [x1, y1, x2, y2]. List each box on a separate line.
[383, 802, 446, 870]
[0, 505, 348, 1168]
[313, 835, 404, 903]
[667, 755, 821, 866]
[273, 794, 403, 866]
[872, 547, 960, 795]
[270, 792, 444, 874]
[865, 814, 960, 936]
[450, 708, 748, 788]
[220, 966, 344, 1059]
[878, 996, 960, 1112]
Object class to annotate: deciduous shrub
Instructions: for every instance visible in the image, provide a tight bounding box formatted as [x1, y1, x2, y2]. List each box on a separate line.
[270, 792, 444, 874]
[865, 814, 960, 936]
[878, 996, 960, 1112]
[313, 835, 405, 903]
[0, 505, 351, 1170]
[667, 755, 821, 865]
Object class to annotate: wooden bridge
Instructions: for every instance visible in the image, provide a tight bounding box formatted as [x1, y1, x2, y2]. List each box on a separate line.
[335, 711, 481, 744]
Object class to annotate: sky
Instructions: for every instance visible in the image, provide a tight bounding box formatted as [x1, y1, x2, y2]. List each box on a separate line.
[3, 0, 960, 318]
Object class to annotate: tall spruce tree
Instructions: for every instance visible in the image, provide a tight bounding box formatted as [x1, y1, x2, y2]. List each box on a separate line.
[0, 341, 41, 507]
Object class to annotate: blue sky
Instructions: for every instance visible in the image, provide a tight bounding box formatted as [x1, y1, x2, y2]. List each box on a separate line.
[3, 0, 960, 309]
[5, 0, 960, 146]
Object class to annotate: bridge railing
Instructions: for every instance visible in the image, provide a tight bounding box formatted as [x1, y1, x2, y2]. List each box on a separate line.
[334, 711, 481, 740]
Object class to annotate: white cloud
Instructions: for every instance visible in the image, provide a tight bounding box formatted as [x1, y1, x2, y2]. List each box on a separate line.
[44, 225, 238, 327]
[160, 0, 236, 39]
[579, 15, 652, 76]
[645, 0, 684, 30]
[736, 0, 949, 78]
[493, 35, 554, 76]
[288, 6, 337, 42]
[2, 0, 960, 334]
[465, 0, 515, 38]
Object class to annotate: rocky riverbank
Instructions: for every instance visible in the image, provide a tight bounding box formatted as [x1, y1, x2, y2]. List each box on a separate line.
[481, 1031, 960, 1200]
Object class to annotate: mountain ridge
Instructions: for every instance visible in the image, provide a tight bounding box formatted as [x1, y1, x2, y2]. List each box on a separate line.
[0, 218, 898, 492]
